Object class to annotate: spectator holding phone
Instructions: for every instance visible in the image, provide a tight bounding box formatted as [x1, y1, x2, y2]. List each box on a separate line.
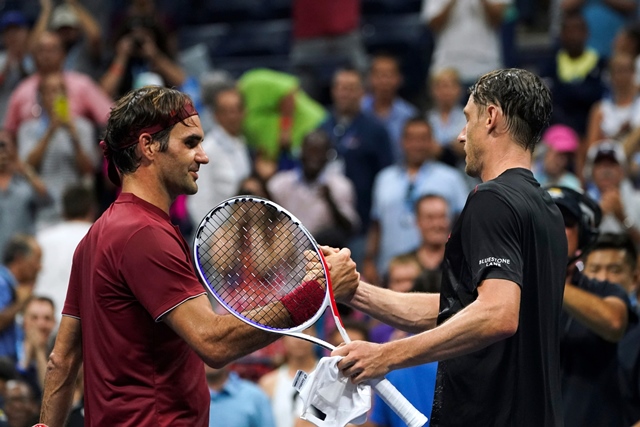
[17, 72, 99, 228]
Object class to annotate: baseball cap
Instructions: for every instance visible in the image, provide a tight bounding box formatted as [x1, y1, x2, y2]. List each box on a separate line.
[587, 140, 626, 165]
[542, 124, 579, 153]
[0, 11, 28, 32]
[50, 4, 79, 30]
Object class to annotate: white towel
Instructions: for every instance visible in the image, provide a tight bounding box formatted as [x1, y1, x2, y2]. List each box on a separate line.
[293, 356, 371, 427]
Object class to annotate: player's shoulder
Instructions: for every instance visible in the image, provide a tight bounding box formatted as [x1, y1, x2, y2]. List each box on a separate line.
[474, 168, 539, 201]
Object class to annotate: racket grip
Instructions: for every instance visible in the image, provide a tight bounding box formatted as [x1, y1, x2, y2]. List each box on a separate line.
[369, 378, 428, 427]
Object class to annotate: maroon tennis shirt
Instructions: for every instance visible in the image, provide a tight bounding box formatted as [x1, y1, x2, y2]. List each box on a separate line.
[63, 193, 209, 426]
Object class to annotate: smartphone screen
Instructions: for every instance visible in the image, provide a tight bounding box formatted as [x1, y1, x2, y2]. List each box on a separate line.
[53, 94, 70, 122]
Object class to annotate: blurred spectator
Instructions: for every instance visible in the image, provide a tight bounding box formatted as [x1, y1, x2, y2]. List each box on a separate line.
[100, 12, 186, 99]
[612, 21, 640, 87]
[16, 296, 56, 394]
[0, 235, 40, 360]
[362, 255, 438, 427]
[362, 118, 467, 284]
[290, 0, 367, 102]
[29, 0, 103, 80]
[561, 0, 636, 60]
[35, 184, 95, 320]
[540, 10, 606, 137]
[533, 124, 582, 190]
[401, 194, 451, 294]
[421, 0, 511, 89]
[238, 175, 272, 199]
[547, 185, 633, 427]
[320, 67, 394, 266]
[0, 11, 34, 125]
[2, 380, 38, 427]
[0, 129, 50, 254]
[187, 84, 252, 227]
[622, 120, 640, 187]
[327, 321, 369, 351]
[361, 53, 418, 163]
[0, 358, 18, 410]
[17, 72, 100, 228]
[3, 31, 112, 136]
[109, 0, 178, 58]
[584, 232, 639, 307]
[259, 331, 318, 427]
[238, 69, 326, 176]
[584, 140, 640, 245]
[267, 130, 359, 248]
[584, 234, 640, 427]
[369, 254, 421, 344]
[197, 70, 235, 134]
[585, 53, 640, 152]
[425, 68, 466, 167]
[206, 365, 276, 427]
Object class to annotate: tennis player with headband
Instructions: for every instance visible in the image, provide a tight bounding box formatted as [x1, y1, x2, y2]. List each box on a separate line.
[331, 69, 568, 426]
[37, 86, 359, 427]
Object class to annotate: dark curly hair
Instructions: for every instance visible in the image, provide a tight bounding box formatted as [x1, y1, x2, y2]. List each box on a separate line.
[103, 86, 197, 178]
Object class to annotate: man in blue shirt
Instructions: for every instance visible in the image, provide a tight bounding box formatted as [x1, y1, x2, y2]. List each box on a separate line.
[361, 53, 418, 163]
[363, 117, 468, 283]
[320, 67, 394, 265]
[206, 365, 275, 427]
[0, 235, 40, 360]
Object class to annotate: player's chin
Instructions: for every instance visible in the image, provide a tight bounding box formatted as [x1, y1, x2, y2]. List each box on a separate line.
[184, 180, 199, 195]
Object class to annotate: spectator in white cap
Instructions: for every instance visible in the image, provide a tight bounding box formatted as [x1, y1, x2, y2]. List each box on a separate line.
[585, 140, 640, 245]
[534, 124, 582, 190]
[29, 0, 103, 79]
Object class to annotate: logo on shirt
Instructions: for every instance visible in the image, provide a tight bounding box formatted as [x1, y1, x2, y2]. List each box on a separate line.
[479, 257, 511, 267]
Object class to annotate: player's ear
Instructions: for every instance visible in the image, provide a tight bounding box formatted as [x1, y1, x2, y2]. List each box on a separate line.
[138, 133, 155, 159]
[485, 104, 501, 133]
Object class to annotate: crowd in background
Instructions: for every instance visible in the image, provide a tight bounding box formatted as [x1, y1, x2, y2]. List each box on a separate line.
[0, 0, 639, 426]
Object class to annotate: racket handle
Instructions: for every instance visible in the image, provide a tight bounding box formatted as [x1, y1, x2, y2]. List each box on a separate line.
[369, 378, 428, 427]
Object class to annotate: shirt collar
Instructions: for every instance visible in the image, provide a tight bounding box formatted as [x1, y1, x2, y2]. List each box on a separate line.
[209, 372, 241, 400]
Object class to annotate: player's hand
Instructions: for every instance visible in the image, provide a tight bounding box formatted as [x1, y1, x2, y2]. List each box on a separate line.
[302, 250, 324, 284]
[323, 247, 359, 303]
[332, 340, 390, 384]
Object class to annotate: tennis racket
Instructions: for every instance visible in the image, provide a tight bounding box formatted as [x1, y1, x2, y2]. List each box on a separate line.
[193, 196, 428, 427]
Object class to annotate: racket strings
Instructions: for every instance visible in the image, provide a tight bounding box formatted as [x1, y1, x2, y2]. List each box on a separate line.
[196, 201, 327, 330]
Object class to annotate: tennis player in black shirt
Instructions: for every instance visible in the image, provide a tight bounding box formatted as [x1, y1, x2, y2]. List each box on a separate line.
[331, 69, 567, 426]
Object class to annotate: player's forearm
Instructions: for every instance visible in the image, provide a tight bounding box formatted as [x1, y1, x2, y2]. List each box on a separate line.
[349, 281, 440, 332]
[199, 316, 281, 368]
[166, 297, 281, 368]
[563, 283, 628, 342]
[40, 350, 82, 427]
[384, 296, 518, 370]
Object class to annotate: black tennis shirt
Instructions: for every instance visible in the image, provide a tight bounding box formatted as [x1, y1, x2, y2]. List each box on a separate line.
[430, 168, 567, 427]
